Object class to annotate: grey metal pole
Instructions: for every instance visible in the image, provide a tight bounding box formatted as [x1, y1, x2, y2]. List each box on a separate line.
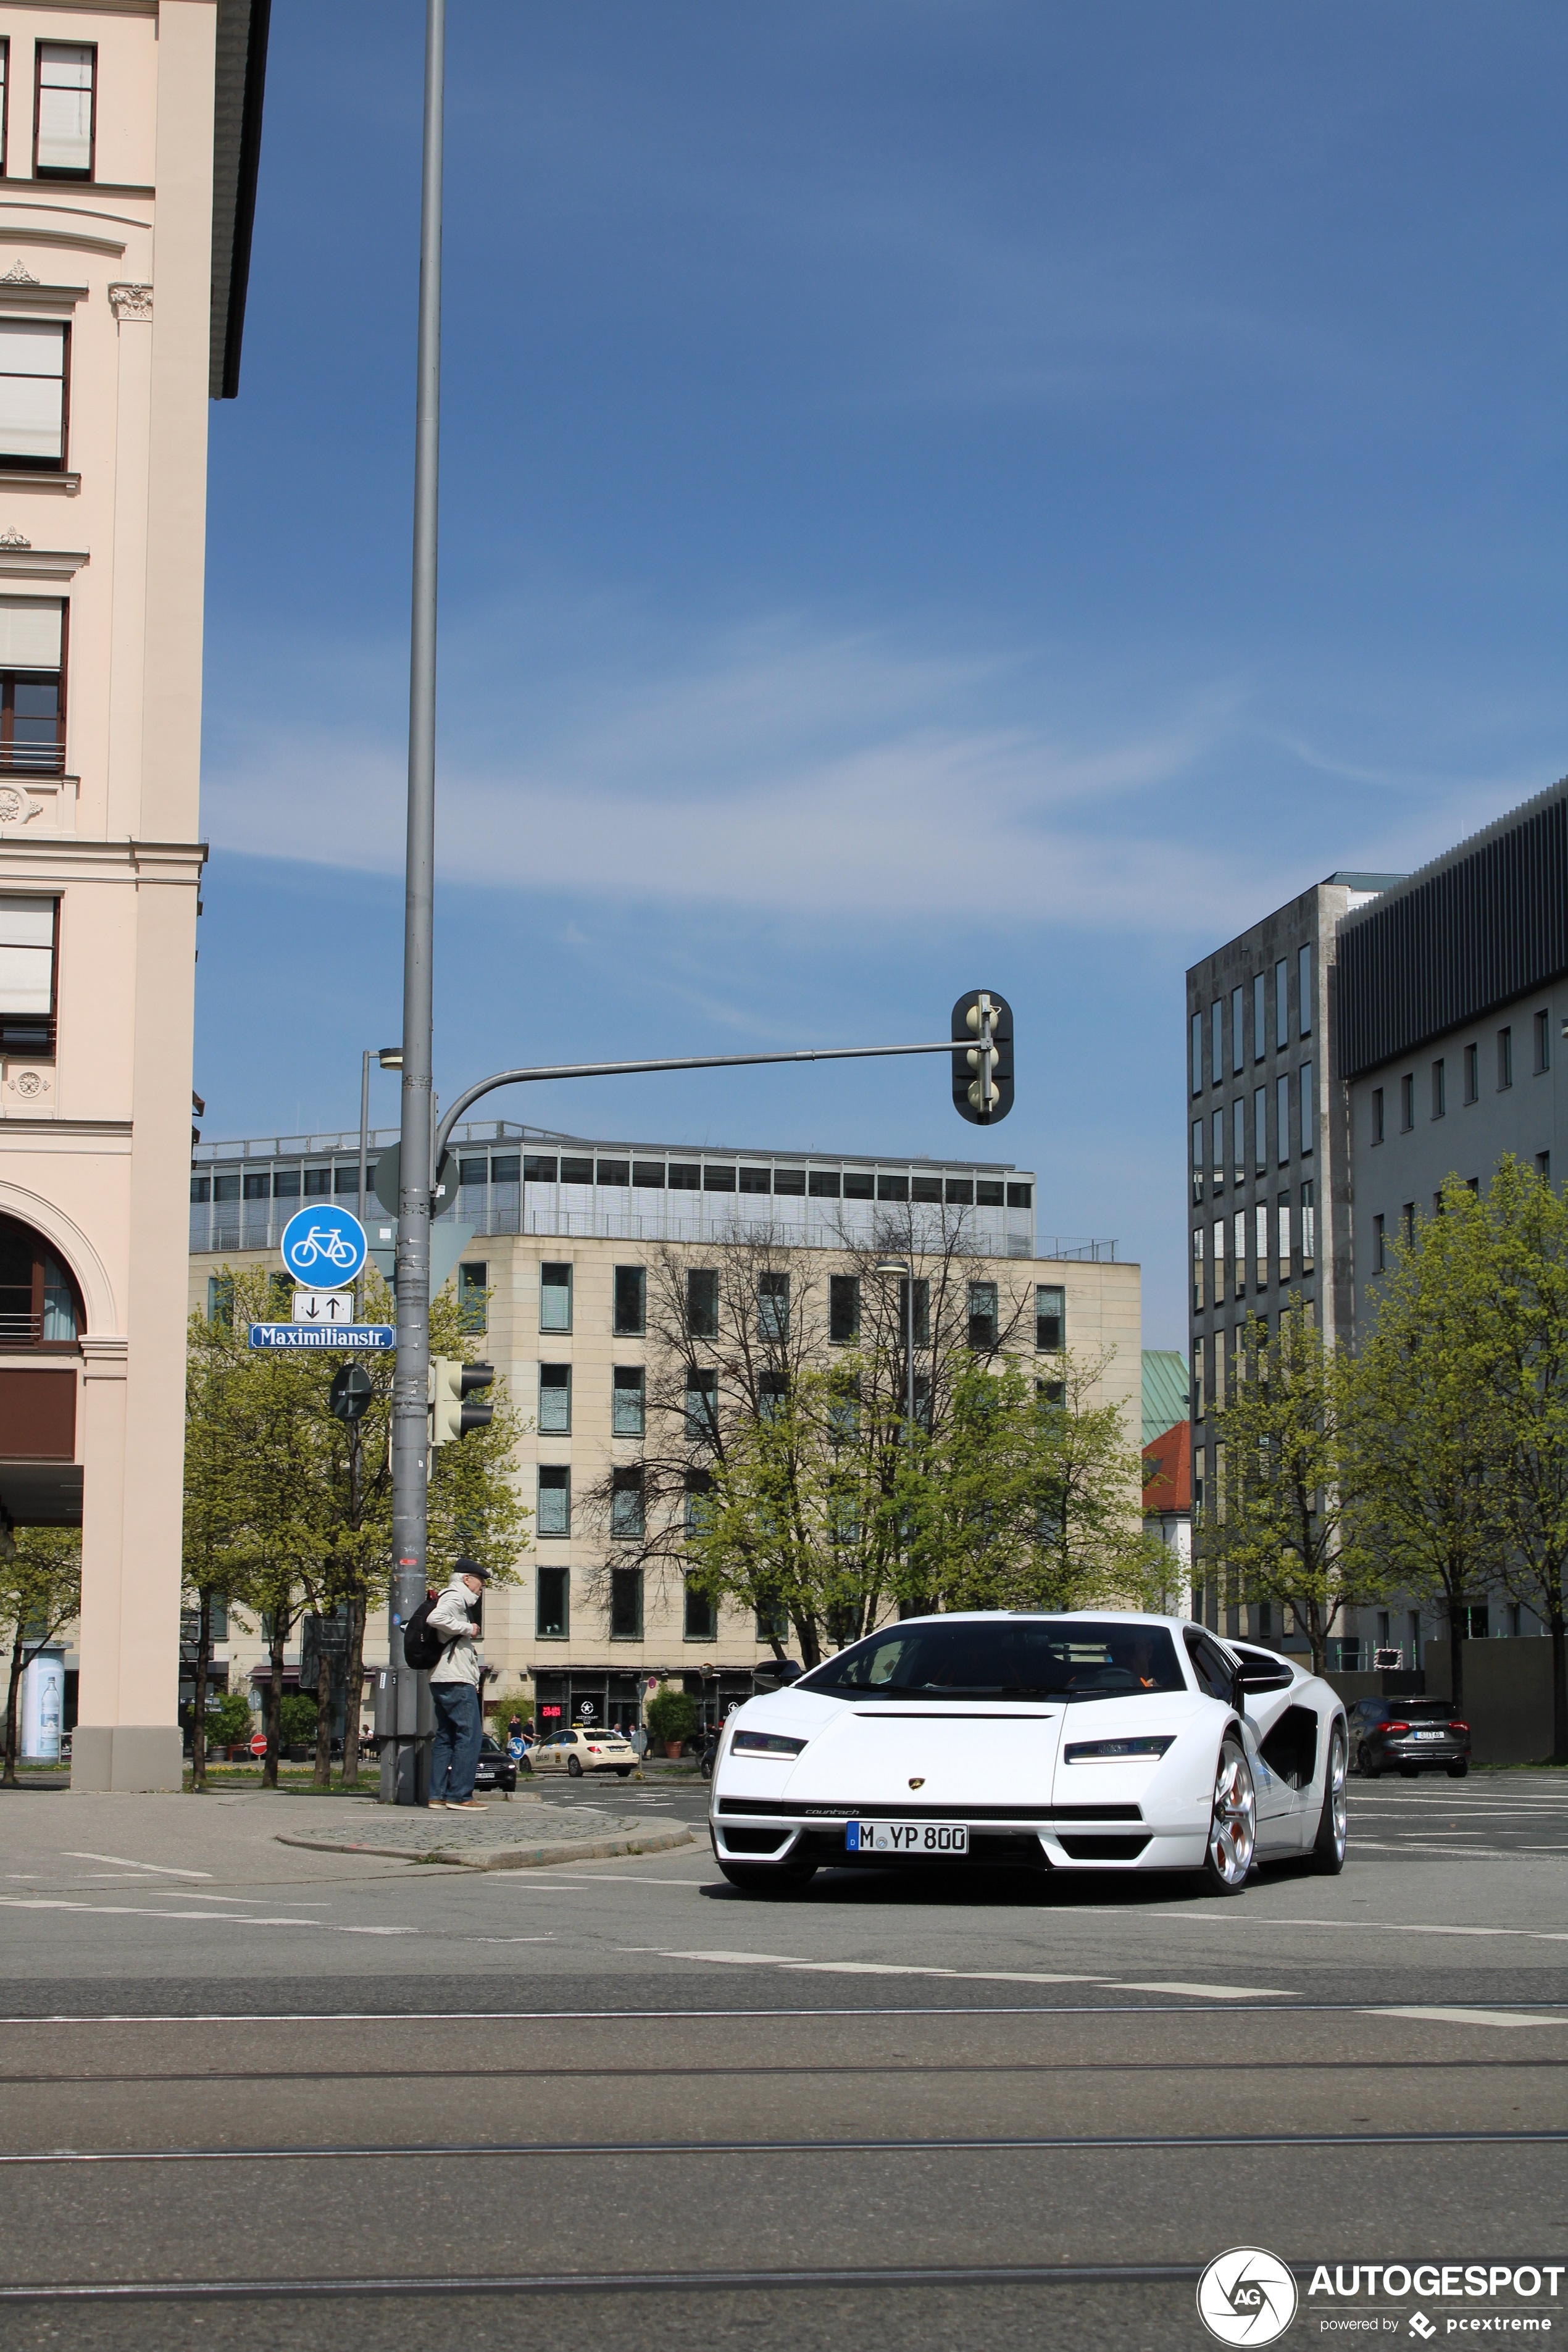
[386, 0, 444, 1807]
[357, 1048, 371, 1219]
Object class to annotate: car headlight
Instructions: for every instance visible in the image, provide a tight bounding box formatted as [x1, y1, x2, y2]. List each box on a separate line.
[1062, 1735, 1176, 1764]
[730, 1730, 809, 1757]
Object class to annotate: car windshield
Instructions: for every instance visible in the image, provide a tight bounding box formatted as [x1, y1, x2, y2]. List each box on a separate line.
[796, 1619, 1186, 1703]
[1388, 1703, 1458, 1722]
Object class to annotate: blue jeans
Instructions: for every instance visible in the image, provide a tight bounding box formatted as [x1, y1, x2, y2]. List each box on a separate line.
[430, 1682, 481, 1802]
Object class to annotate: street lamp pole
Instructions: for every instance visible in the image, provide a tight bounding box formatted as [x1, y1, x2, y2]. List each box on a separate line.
[875, 1256, 917, 1606]
[387, 0, 445, 1806]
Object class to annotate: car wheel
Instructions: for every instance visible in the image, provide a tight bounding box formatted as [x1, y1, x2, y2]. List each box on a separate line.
[1447, 1759, 1469, 1779]
[616, 1767, 632, 1778]
[718, 1860, 818, 1897]
[567, 1754, 583, 1779]
[1310, 1723, 1348, 1874]
[1196, 1733, 1256, 1896]
[1357, 1742, 1380, 1780]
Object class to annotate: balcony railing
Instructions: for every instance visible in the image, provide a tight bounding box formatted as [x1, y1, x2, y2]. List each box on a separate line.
[0, 1311, 43, 1346]
[0, 739, 64, 775]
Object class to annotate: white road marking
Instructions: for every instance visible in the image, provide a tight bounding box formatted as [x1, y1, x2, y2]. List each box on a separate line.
[1368, 2006, 1568, 2030]
[1115, 1980, 1298, 2001]
[62, 1852, 211, 1880]
[0, 1900, 414, 1936]
[644, 1950, 1294, 1997]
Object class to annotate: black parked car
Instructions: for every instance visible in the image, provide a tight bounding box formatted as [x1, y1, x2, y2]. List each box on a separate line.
[1349, 1697, 1470, 1779]
[473, 1735, 517, 1795]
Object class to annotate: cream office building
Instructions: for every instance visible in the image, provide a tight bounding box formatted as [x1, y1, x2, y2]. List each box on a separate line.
[0, 1, 268, 1789]
[188, 1123, 1142, 1732]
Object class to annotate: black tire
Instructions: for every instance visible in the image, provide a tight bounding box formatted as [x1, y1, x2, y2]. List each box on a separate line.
[616, 1767, 632, 1778]
[1195, 1732, 1256, 1896]
[1357, 1742, 1380, 1780]
[567, 1754, 583, 1779]
[1311, 1724, 1348, 1874]
[1400, 1766, 1419, 1779]
[1447, 1759, 1469, 1779]
[717, 1860, 817, 1897]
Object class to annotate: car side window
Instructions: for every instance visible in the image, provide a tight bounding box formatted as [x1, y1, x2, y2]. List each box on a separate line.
[1184, 1629, 1235, 1703]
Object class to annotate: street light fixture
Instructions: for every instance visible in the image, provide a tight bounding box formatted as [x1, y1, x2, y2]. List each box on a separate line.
[358, 1046, 405, 1231]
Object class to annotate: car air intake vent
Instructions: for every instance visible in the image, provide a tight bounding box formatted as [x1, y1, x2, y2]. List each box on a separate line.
[1056, 1833, 1151, 1861]
[720, 1827, 791, 1856]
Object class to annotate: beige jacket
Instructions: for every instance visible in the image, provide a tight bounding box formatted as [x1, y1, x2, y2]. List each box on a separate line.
[427, 1580, 482, 1687]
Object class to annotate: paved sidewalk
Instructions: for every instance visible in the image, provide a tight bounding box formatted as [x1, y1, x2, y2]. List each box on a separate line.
[276, 1800, 696, 1872]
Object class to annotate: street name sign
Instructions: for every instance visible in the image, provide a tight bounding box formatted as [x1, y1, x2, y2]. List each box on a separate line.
[292, 1288, 356, 1325]
[279, 1203, 367, 1288]
[248, 1322, 394, 1351]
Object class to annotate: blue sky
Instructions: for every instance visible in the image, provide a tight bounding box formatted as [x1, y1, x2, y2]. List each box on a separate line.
[198, 2, 1568, 1347]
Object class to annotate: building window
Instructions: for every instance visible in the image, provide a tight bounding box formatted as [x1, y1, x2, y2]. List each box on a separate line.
[1372, 1086, 1384, 1144]
[975, 1179, 1005, 1207]
[611, 1467, 644, 1541]
[536, 1465, 570, 1537]
[0, 598, 64, 774]
[739, 1166, 772, 1195]
[0, 43, 8, 177]
[1193, 1343, 1206, 1422]
[756, 1597, 790, 1643]
[0, 324, 67, 473]
[809, 1169, 841, 1199]
[911, 1175, 942, 1204]
[1252, 970, 1265, 1062]
[1253, 1086, 1266, 1174]
[1274, 957, 1288, 1051]
[1372, 1212, 1385, 1274]
[967, 1280, 998, 1349]
[1212, 1217, 1226, 1307]
[1192, 1225, 1204, 1314]
[776, 1167, 806, 1196]
[1233, 1210, 1246, 1298]
[684, 1578, 718, 1642]
[1498, 1026, 1513, 1089]
[1277, 1195, 1291, 1282]
[1536, 1009, 1551, 1074]
[1212, 1107, 1224, 1190]
[457, 1261, 487, 1333]
[685, 1367, 718, 1446]
[1191, 1119, 1204, 1205]
[1035, 1284, 1064, 1351]
[703, 1166, 736, 1193]
[1232, 1097, 1244, 1177]
[609, 1567, 643, 1640]
[1399, 1073, 1414, 1130]
[829, 1274, 859, 1343]
[1431, 1058, 1446, 1119]
[34, 43, 94, 179]
[1190, 1009, 1203, 1096]
[1299, 1063, 1314, 1153]
[1538, 1152, 1552, 1185]
[876, 1173, 908, 1203]
[613, 1264, 646, 1337]
[1275, 1073, 1289, 1166]
[684, 1467, 712, 1538]
[536, 1566, 569, 1638]
[1403, 1200, 1415, 1247]
[1298, 943, 1312, 1037]
[1254, 1204, 1267, 1291]
[686, 1268, 719, 1338]
[611, 1366, 645, 1437]
[523, 1154, 557, 1183]
[205, 1273, 233, 1328]
[0, 891, 57, 1051]
[898, 1275, 931, 1345]
[539, 1262, 572, 1332]
[538, 1364, 571, 1435]
[1464, 1043, 1478, 1104]
[1230, 985, 1244, 1075]
[1301, 1180, 1316, 1273]
[757, 1270, 790, 1341]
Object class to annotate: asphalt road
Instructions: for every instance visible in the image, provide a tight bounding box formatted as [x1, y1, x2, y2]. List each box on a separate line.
[0, 1769, 1564, 2352]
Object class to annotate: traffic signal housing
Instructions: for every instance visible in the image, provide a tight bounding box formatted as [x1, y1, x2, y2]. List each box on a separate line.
[951, 989, 1014, 1125]
[429, 1357, 494, 1446]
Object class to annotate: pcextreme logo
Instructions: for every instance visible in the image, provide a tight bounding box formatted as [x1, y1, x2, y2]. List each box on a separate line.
[1198, 2247, 1300, 2345]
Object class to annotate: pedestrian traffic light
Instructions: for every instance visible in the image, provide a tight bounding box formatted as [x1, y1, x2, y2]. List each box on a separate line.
[329, 1363, 374, 1422]
[429, 1357, 495, 1446]
[951, 989, 1014, 1124]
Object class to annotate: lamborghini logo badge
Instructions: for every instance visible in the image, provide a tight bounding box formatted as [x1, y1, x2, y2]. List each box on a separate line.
[908, 1777, 925, 1789]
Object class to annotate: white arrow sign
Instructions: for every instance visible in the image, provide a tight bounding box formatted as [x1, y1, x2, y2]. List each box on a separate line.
[293, 1289, 356, 1325]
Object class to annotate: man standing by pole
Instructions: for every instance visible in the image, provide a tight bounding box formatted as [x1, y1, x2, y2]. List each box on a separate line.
[385, 0, 446, 1806]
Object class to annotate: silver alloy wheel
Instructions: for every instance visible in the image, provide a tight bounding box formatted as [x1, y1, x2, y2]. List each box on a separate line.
[1207, 1739, 1257, 1888]
[1326, 1725, 1348, 1861]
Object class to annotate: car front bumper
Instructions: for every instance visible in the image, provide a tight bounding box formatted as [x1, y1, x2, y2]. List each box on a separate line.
[711, 1802, 1209, 1874]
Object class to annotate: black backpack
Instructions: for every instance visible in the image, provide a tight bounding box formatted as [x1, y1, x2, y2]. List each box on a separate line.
[402, 1592, 444, 1670]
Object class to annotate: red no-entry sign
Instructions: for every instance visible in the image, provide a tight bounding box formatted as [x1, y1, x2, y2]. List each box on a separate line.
[249, 1733, 267, 1758]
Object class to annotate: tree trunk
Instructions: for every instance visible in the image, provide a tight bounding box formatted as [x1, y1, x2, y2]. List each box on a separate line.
[1550, 1595, 1568, 1766]
[312, 1628, 333, 1790]
[190, 1589, 212, 1793]
[1448, 1591, 1466, 1712]
[2, 1629, 23, 1788]
[264, 1614, 286, 1790]
[341, 1587, 365, 1790]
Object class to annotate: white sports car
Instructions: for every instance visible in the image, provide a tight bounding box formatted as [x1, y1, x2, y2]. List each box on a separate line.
[710, 1611, 1348, 1897]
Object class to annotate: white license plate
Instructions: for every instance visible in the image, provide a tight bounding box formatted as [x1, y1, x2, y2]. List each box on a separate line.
[846, 1820, 969, 1855]
[1414, 1730, 1446, 1740]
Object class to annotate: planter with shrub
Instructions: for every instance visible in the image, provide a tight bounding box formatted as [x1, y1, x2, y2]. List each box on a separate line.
[644, 1685, 699, 1759]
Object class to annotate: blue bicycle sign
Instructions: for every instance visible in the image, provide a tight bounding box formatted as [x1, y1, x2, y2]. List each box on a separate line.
[279, 1204, 367, 1288]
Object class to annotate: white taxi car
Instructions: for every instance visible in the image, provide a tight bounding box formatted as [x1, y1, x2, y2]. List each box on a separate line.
[532, 1727, 640, 1779]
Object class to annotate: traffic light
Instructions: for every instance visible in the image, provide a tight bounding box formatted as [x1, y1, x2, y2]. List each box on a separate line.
[329, 1363, 374, 1422]
[429, 1357, 495, 1446]
[951, 989, 1014, 1124]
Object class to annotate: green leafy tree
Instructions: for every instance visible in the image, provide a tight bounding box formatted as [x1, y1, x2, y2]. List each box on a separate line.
[1200, 1304, 1379, 1674]
[0, 1528, 80, 1784]
[204, 1691, 255, 1754]
[1349, 1178, 1509, 1711]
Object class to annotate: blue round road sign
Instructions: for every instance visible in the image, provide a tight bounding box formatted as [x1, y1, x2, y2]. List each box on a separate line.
[279, 1203, 367, 1288]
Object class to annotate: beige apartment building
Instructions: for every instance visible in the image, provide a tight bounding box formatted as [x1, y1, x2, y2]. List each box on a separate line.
[188, 1124, 1142, 1733]
[0, 2, 268, 1788]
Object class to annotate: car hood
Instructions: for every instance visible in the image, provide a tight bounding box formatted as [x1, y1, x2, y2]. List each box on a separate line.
[722, 1693, 1067, 1809]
